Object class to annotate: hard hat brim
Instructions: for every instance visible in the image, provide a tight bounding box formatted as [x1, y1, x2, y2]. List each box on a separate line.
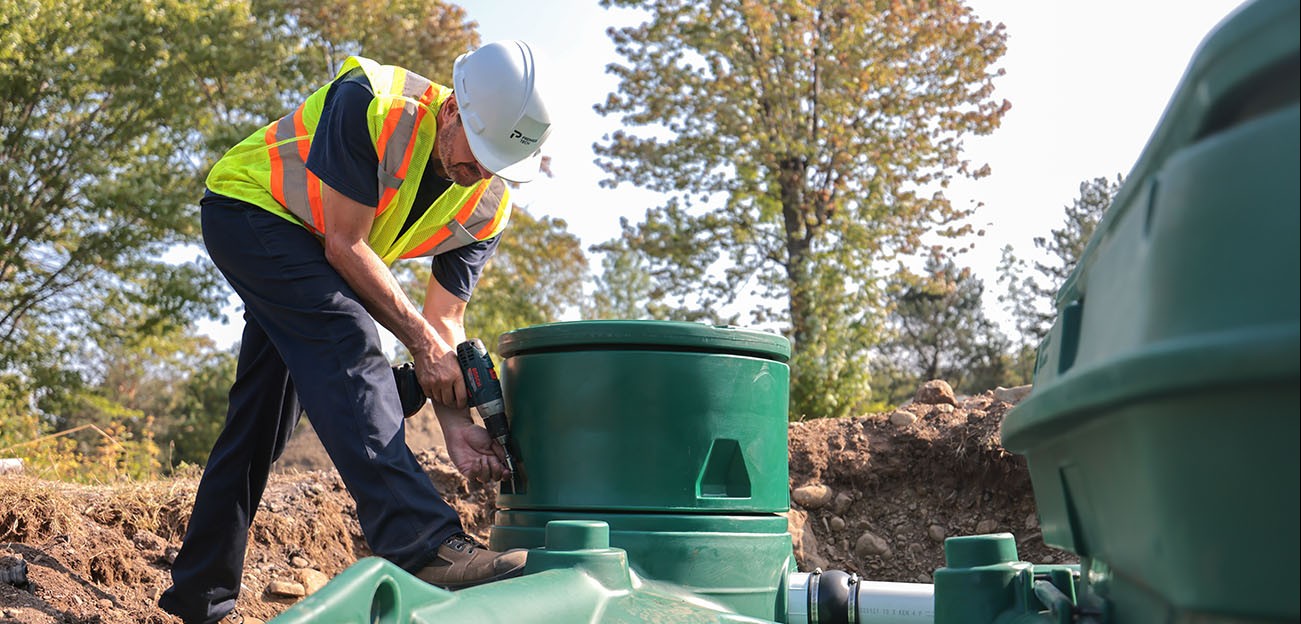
[461, 124, 543, 184]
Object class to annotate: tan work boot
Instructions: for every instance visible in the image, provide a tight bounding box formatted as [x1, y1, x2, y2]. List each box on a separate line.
[415, 533, 527, 590]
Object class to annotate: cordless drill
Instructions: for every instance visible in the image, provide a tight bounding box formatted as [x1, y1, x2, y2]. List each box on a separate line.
[390, 340, 520, 490]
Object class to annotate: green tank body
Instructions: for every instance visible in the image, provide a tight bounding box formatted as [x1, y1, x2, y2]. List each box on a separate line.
[999, 0, 1300, 621]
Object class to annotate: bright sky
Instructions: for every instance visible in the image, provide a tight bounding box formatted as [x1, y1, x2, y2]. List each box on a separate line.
[196, 0, 1250, 349]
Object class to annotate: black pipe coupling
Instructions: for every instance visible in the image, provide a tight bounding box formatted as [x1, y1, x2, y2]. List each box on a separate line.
[807, 568, 861, 624]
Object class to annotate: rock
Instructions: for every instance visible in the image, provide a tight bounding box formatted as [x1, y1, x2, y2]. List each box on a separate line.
[297, 568, 331, 595]
[994, 385, 1033, 404]
[267, 579, 306, 598]
[792, 484, 834, 509]
[1025, 513, 1039, 529]
[915, 380, 957, 406]
[832, 492, 854, 515]
[933, 403, 954, 414]
[927, 525, 946, 543]
[164, 547, 180, 565]
[906, 542, 924, 555]
[785, 509, 829, 570]
[975, 519, 999, 534]
[98, 599, 113, 610]
[132, 531, 165, 552]
[289, 555, 312, 569]
[889, 410, 917, 427]
[307, 483, 324, 496]
[854, 531, 891, 559]
[829, 516, 846, 531]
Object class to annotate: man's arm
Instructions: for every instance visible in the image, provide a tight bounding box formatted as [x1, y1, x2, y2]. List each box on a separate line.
[423, 275, 509, 483]
[320, 183, 467, 407]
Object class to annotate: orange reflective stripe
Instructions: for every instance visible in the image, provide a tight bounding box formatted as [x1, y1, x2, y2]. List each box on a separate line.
[378, 187, 399, 215]
[408, 228, 455, 258]
[402, 182, 488, 258]
[266, 122, 285, 206]
[377, 83, 440, 217]
[394, 86, 437, 180]
[292, 105, 326, 232]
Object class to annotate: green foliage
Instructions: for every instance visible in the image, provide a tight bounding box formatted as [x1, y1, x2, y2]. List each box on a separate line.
[875, 255, 1011, 402]
[998, 175, 1121, 347]
[285, 0, 479, 83]
[593, 0, 1009, 418]
[0, 0, 479, 478]
[0, 0, 245, 375]
[157, 344, 238, 468]
[584, 219, 656, 320]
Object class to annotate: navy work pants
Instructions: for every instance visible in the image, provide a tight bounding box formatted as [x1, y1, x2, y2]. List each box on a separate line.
[159, 196, 462, 624]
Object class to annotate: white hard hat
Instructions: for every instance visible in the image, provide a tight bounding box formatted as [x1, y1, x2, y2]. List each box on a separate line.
[453, 40, 553, 183]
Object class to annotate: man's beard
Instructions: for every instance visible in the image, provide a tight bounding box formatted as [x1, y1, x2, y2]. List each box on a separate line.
[438, 120, 484, 186]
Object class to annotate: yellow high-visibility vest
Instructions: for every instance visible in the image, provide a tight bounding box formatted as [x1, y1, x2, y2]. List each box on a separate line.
[205, 56, 511, 265]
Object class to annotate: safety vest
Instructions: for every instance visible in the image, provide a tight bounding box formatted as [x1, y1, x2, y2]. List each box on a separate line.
[205, 56, 511, 265]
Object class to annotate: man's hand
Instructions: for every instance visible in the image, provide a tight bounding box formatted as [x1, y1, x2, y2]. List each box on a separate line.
[413, 346, 467, 409]
[441, 417, 510, 484]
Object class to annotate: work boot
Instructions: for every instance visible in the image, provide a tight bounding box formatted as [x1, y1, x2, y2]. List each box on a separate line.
[415, 533, 527, 590]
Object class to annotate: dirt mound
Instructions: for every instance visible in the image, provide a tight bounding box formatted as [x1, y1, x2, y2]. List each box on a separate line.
[1, 387, 1069, 622]
[0, 447, 497, 624]
[786, 388, 1073, 582]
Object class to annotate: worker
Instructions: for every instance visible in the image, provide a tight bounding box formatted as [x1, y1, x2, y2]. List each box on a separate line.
[158, 40, 552, 624]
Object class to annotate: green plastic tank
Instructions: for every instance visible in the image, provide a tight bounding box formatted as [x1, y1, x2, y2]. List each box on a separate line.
[1001, 0, 1299, 621]
[933, 534, 1083, 624]
[489, 320, 794, 620]
[273, 521, 776, 624]
[271, 321, 795, 624]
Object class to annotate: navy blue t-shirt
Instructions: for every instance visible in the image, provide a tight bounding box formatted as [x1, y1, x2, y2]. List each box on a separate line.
[305, 68, 499, 302]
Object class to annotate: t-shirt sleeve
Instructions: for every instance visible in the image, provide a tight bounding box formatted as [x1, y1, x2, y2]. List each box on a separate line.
[431, 236, 501, 302]
[306, 74, 379, 207]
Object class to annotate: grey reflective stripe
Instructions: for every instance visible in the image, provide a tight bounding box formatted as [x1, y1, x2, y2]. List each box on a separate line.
[376, 70, 437, 194]
[443, 220, 479, 247]
[377, 164, 403, 191]
[273, 111, 315, 227]
[422, 178, 508, 257]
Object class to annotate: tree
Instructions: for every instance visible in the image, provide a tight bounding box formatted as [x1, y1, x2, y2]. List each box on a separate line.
[0, 0, 252, 376]
[593, 0, 1009, 418]
[586, 215, 726, 322]
[998, 175, 1121, 348]
[0, 0, 482, 476]
[285, 0, 479, 82]
[875, 255, 1011, 404]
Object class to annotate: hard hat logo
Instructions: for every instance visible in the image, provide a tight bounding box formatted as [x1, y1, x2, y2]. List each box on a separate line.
[508, 115, 549, 147]
[452, 40, 553, 184]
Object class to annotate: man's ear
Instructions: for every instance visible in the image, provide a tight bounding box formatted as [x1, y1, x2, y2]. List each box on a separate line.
[439, 93, 459, 122]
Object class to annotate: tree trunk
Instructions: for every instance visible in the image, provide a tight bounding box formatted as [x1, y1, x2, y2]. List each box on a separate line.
[779, 156, 813, 350]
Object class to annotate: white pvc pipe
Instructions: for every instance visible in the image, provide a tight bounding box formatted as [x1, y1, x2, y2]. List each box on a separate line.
[788, 572, 934, 624]
[856, 580, 934, 623]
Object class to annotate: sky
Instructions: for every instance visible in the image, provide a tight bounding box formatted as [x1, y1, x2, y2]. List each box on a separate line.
[195, 0, 1251, 349]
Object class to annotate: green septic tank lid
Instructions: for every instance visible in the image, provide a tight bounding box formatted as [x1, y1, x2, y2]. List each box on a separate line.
[497, 320, 791, 363]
